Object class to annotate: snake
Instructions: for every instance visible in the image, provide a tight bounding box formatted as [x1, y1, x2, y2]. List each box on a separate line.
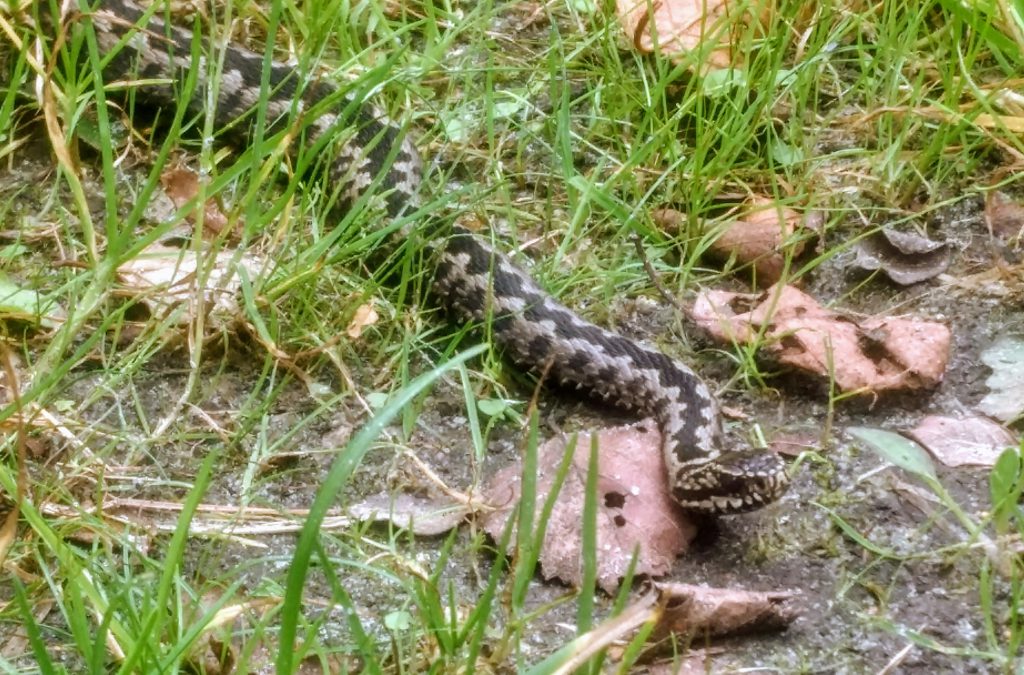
[81, 0, 788, 514]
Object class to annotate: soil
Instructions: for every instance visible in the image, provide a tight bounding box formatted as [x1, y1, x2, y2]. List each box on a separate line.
[2, 13, 1024, 675]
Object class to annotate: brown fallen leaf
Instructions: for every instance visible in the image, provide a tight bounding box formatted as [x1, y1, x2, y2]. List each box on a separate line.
[766, 430, 820, 458]
[345, 302, 379, 339]
[0, 347, 25, 571]
[296, 653, 361, 675]
[189, 635, 236, 675]
[183, 592, 279, 675]
[705, 196, 814, 285]
[347, 493, 472, 536]
[907, 415, 1019, 468]
[616, 0, 770, 70]
[985, 191, 1024, 250]
[540, 581, 794, 671]
[861, 105, 1024, 136]
[481, 421, 696, 593]
[161, 166, 237, 239]
[117, 245, 260, 326]
[651, 207, 687, 234]
[853, 227, 950, 285]
[691, 284, 950, 393]
[547, 585, 796, 673]
[651, 582, 798, 640]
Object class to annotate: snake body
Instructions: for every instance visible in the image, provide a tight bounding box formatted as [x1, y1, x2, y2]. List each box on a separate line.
[86, 0, 788, 514]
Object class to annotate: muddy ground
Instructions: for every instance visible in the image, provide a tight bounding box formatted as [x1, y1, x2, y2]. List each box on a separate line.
[2, 5, 1024, 670]
[2, 128, 1022, 673]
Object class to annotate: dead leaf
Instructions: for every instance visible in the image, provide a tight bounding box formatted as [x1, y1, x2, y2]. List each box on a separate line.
[556, 586, 791, 674]
[705, 196, 813, 284]
[189, 635, 236, 675]
[766, 431, 820, 458]
[616, 0, 771, 70]
[481, 421, 696, 594]
[0, 481, 19, 571]
[876, 105, 1024, 135]
[0, 346, 25, 570]
[347, 493, 471, 536]
[979, 337, 1024, 423]
[985, 191, 1024, 251]
[651, 582, 798, 639]
[0, 597, 52, 661]
[651, 207, 687, 233]
[345, 302, 379, 339]
[182, 593, 279, 675]
[161, 166, 237, 239]
[907, 415, 1018, 468]
[117, 245, 260, 326]
[853, 227, 950, 285]
[691, 284, 950, 393]
[296, 653, 361, 674]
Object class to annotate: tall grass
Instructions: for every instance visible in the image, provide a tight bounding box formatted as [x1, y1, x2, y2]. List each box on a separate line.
[0, 0, 1022, 671]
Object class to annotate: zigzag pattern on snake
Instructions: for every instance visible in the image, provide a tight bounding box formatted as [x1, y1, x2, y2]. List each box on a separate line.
[84, 0, 788, 514]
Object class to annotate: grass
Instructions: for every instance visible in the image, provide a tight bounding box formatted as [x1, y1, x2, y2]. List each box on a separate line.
[846, 429, 1024, 668]
[1, 0, 1023, 671]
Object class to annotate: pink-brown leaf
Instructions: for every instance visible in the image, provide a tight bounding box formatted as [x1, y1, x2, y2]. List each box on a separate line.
[692, 284, 950, 393]
[908, 415, 1019, 468]
[161, 166, 236, 239]
[481, 421, 696, 593]
[616, 0, 769, 69]
[706, 196, 812, 284]
[652, 582, 798, 639]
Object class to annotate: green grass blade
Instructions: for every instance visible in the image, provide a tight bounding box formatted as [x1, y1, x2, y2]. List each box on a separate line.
[848, 427, 937, 481]
[576, 434, 600, 636]
[11, 578, 58, 675]
[276, 344, 486, 674]
[991, 447, 1024, 534]
[511, 411, 541, 606]
[459, 364, 487, 461]
[316, 539, 382, 674]
[118, 447, 222, 674]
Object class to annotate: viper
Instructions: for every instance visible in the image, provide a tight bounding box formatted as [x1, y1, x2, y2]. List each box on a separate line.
[80, 0, 788, 514]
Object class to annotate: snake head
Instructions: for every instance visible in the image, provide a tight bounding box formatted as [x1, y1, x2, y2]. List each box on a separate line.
[671, 450, 789, 515]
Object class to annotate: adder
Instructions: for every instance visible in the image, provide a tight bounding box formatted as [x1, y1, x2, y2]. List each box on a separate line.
[81, 0, 789, 514]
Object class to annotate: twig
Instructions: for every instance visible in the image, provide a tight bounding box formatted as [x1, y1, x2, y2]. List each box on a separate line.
[632, 235, 692, 320]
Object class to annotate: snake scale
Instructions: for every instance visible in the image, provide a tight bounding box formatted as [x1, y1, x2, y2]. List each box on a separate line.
[83, 0, 788, 514]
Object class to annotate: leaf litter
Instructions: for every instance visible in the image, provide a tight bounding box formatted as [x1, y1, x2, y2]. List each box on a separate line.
[345, 302, 380, 339]
[650, 582, 798, 640]
[702, 195, 817, 285]
[692, 283, 951, 393]
[978, 336, 1024, 423]
[616, 0, 768, 70]
[481, 420, 697, 594]
[116, 246, 261, 326]
[985, 191, 1024, 250]
[852, 226, 950, 285]
[547, 583, 798, 671]
[160, 165, 238, 240]
[908, 415, 1019, 468]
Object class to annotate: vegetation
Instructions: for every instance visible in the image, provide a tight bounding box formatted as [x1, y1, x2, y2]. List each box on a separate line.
[0, 0, 1022, 671]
